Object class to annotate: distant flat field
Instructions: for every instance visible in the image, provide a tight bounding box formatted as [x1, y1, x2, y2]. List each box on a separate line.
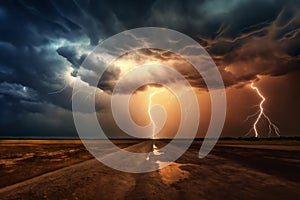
[0, 139, 142, 145]
[0, 139, 140, 188]
[215, 140, 300, 151]
[0, 139, 299, 199]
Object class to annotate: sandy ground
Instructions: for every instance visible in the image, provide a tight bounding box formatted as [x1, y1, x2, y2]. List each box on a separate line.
[0, 140, 299, 200]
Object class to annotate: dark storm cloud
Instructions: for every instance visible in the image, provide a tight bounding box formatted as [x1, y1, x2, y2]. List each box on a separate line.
[0, 0, 299, 137]
[55, 0, 300, 92]
[142, 0, 300, 89]
[56, 46, 87, 76]
[0, 1, 83, 137]
[0, 82, 38, 100]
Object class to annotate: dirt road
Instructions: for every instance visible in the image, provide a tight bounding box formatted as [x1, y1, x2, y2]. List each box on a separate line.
[0, 140, 299, 200]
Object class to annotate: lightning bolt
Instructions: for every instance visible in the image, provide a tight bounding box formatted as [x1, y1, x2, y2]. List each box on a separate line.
[246, 81, 280, 137]
[148, 87, 166, 139]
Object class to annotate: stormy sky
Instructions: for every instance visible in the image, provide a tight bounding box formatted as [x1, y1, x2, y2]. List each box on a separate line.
[0, 0, 299, 138]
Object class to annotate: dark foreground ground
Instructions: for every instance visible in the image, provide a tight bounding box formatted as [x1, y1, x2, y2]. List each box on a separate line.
[0, 139, 299, 200]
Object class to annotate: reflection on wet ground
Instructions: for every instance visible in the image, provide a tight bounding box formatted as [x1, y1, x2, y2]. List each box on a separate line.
[0, 139, 300, 199]
[148, 142, 193, 185]
[157, 162, 192, 185]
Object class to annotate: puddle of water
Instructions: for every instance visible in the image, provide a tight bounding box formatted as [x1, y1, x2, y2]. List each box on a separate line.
[145, 155, 150, 161]
[145, 143, 164, 160]
[153, 144, 164, 156]
[156, 161, 191, 185]
[145, 142, 195, 185]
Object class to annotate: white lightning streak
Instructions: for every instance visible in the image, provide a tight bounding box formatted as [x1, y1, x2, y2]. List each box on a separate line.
[246, 82, 280, 137]
[148, 87, 166, 139]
